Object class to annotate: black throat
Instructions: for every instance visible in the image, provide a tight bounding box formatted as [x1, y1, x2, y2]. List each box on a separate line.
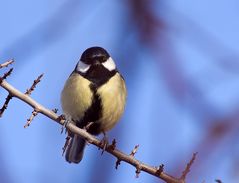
[75, 64, 117, 87]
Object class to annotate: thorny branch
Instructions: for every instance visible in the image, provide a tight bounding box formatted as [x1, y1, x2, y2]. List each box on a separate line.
[0, 63, 197, 183]
[25, 74, 43, 95]
[130, 144, 139, 156]
[0, 59, 14, 69]
[0, 68, 13, 83]
[24, 109, 39, 128]
[0, 94, 12, 117]
[0, 68, 14, 116]
[180, 152, 198, 180]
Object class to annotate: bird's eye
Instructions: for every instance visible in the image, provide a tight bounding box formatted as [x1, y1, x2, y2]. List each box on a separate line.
[101, 56, 107, 62]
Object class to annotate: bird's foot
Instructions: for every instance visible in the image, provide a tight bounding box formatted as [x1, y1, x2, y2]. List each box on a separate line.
[99, 132, 108, 155]
[59, 115, 71, 134]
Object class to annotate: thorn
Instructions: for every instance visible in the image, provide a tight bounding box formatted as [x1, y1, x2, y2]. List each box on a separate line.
[135, 164, 142, 178]
[0, 59, 14, 69]
[52, 108, 58, 113]
[0, 68, 13, 83]
[109, 139, 117, 150]
[156, 164, 164, 175]
[180, 152, 198, 180]
[62, 136, 71, 156]
[115, 158, 121, 170]
[24, 109, 39, 128]
[130, 144, 139, 157]
[0, 94, 13, 117]
[25, 74, 43, 95]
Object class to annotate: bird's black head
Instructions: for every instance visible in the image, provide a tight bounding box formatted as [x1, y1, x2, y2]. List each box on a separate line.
[75, 46, 117, 87]
[80, 47, 110, 65]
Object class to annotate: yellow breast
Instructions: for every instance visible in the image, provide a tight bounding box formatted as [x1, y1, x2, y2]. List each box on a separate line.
[61, 73, 93, 121]
[61, 72, 127, 133]
[97, 73, 127, 132]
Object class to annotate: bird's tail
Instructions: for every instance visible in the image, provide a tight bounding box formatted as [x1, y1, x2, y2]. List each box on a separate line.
[65, 134, 86, 163]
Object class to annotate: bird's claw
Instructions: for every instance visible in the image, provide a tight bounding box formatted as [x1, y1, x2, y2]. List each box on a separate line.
[60, 115, 70, 134]
[99, 132, 108, 155]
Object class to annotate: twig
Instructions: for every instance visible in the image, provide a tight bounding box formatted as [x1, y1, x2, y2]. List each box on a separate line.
[0, 68, 14, 117]
[24, 109, 39, 128]
[23, 74, 43, 127]
[0, 68, 13, 83]
[180, 152, 198, 180]
[25, 74, 43, 95]
[130, 144, 139, 156]
[0, 59, 14, 69]
[0, 94, 13, 117]
[0, 78, 194, 183]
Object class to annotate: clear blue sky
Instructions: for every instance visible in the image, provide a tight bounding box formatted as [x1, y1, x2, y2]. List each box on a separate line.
[1, 1, 239, 183]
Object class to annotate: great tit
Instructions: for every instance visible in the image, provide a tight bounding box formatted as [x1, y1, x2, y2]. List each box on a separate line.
[61, 46, 127, 163]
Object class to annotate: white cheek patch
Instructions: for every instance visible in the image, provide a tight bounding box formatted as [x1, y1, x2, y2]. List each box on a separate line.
[102, 57, 116, 71]
[76, 60, 90, 73]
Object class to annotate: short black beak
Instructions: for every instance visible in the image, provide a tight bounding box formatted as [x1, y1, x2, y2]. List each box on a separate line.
[94, 60, 101, 65]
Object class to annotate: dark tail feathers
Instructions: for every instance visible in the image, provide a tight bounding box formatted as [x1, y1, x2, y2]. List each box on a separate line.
[65, 134, 86, 163]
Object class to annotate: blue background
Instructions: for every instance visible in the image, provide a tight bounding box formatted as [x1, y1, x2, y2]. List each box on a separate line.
[1, 0, 239, 182]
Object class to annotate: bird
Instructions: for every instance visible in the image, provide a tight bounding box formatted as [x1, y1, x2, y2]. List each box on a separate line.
[61, 46, 127, 163]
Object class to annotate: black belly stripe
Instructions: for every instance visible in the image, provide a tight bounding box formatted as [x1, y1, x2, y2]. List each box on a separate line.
[76, 83, 102, 129]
